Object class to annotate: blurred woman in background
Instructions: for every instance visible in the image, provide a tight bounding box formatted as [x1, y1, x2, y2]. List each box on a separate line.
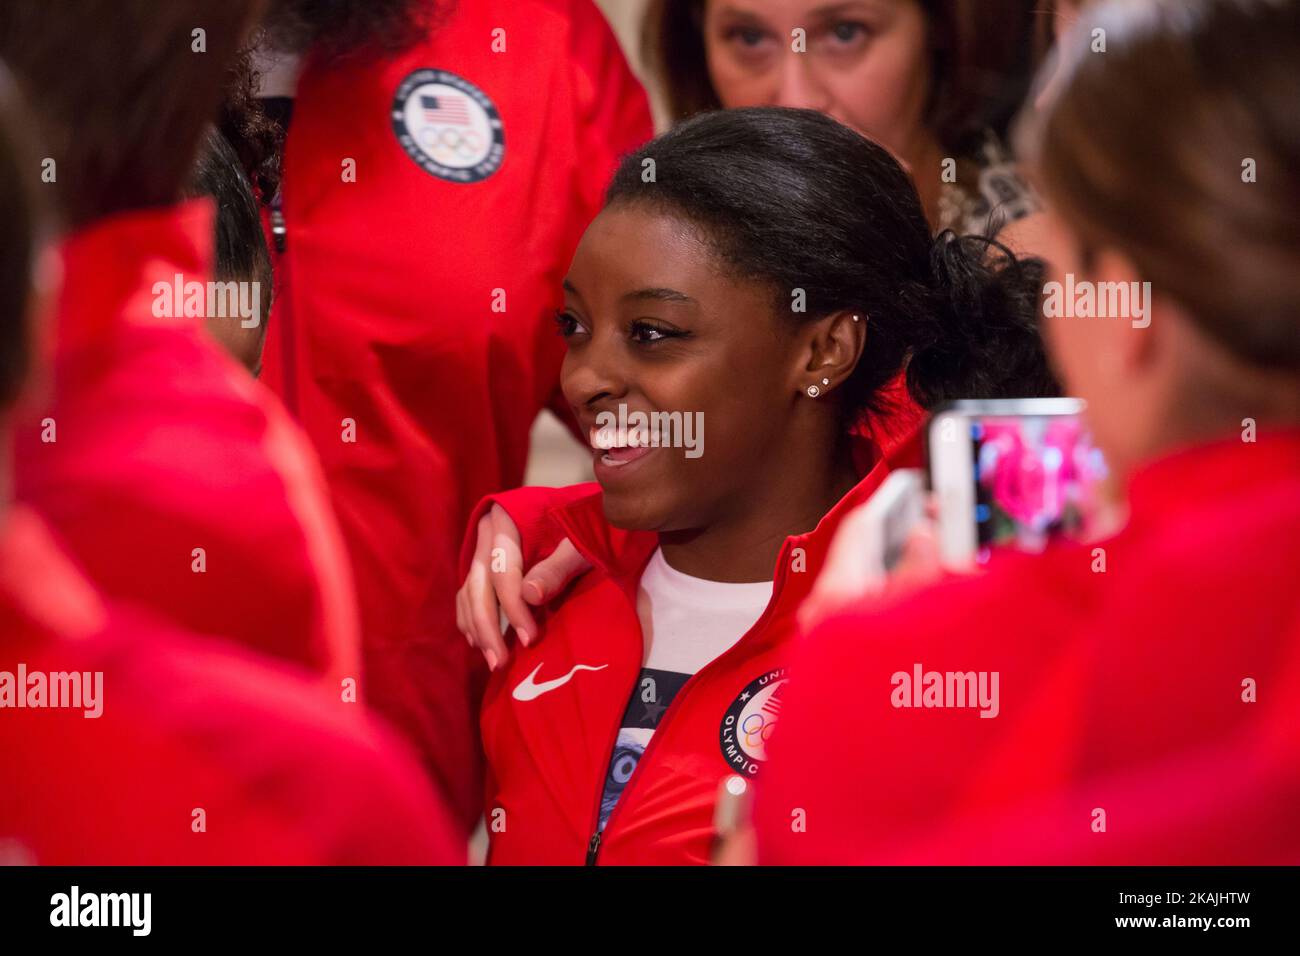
[644, 0, 1041, 235]
[756, 0, 1300, 865]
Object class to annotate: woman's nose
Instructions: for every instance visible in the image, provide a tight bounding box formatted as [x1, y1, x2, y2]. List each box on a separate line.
[770, 49, 831, 113]
[561, 335, 629, 411]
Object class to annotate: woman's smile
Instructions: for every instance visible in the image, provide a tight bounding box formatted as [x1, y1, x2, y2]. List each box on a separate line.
[588, 422, 660, 480]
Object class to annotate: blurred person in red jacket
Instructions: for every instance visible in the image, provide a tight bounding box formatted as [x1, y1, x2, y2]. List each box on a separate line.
[755, 0, 1300, 865]
[0, 67, 462, 866]
[460, 107, 1056, 864]
[256, 0, 654, 829]
[0, 2, 360, 685]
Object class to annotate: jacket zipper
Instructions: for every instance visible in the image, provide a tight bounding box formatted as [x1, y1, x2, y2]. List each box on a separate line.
[581, 542, 795, 865]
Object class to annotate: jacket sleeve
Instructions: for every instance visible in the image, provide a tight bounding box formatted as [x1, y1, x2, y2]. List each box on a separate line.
[458, 483, 601, 583]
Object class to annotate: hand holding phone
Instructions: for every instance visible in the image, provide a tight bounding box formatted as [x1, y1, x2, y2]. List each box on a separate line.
[928, 399, 1110, 569]
[800, 469, 927, 630]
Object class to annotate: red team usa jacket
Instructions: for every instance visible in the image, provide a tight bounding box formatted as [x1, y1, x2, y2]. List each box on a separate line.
[469, 441, 897, 865]
[262, 0, 653, 829]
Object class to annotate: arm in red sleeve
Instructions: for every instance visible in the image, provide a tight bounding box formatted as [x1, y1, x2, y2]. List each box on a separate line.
[458, 483, 601, 583]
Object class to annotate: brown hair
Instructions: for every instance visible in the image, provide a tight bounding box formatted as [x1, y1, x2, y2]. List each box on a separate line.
[642, 0, 1038, 150]
[259, 0, 444, 62]
[0, 1, 264, 230]
[217, 44, 284, 202]
[0, 65, 41, 405]
[1031, 1, 1102, 64]
[1020, 0, 1300, 371]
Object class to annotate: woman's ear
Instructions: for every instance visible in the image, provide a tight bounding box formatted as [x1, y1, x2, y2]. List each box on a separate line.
[795, 310, 866, 397]
[1090, 246, 1157, 377]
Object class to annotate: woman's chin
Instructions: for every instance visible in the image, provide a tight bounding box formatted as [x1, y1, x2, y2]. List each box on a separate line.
[599, 493, 672, 533]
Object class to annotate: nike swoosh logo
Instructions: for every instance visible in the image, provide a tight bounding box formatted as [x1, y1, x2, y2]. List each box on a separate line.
[512, 662, 608, 702]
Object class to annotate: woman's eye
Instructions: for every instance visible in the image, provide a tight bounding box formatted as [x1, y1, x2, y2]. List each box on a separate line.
[554, 310, 587, 337]
[629, 320, 682, 345]
[827, 21, 870, 46]
[725, 25, 772, 50]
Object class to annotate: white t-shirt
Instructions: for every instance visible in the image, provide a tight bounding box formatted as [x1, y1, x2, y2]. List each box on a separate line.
[598, 549, 773, 830]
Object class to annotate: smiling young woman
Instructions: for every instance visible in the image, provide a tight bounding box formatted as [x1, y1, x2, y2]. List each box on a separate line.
[464, 106, 1058, 864]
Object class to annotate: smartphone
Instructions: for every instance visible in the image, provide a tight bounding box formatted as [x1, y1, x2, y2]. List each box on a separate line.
[928, 399, 1109, 568]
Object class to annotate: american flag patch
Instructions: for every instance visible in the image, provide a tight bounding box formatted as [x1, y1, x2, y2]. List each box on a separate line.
[761, 683, 784, 719]
[421, 94, 471, 126]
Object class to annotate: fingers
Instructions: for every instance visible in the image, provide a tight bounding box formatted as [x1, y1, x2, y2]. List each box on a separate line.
[886, 520, 945, 598]
[820, 505, 878, 595]
[455, 512, 493, 645]
[466, 560, 509, 671]
[797, 503, 878, 634]
[456, 508, 582, 668]
[522, 538, 590, 606]
[455, 584, 468, 638]
[495, 561, 538, 648]
[799, 491, 939, 633]
[458, 510, 513, 670]
[483, 506, 536, 651]
[485, 519, 537, 647]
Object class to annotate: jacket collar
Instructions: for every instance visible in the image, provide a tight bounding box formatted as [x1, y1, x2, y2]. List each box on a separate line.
[53, 200, 215, 349]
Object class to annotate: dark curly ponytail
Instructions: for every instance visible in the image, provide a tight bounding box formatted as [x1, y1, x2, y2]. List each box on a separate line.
[218, 44, 284, 202]
[908, 231, 1060, 407]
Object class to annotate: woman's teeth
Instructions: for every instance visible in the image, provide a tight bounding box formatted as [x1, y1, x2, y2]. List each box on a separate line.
[589, 427, 657, 467]
[589, 427, 656, 451]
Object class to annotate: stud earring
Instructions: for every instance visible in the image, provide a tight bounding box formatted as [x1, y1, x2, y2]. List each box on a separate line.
[807, 385, 821, 398]
[821, 378, 830, 386]
[852, 314, 861, 322]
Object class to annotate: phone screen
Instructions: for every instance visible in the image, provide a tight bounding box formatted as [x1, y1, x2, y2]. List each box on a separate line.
[969, 415, 1109, 560]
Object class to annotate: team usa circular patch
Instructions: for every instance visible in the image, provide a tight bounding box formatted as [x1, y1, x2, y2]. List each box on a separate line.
[391, 69, 505, 183]
[719, 667, 788, 776]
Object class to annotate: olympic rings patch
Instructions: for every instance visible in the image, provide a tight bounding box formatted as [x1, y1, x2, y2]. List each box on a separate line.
[391, 69, 504, 184]
[719, 667, 788, 775]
